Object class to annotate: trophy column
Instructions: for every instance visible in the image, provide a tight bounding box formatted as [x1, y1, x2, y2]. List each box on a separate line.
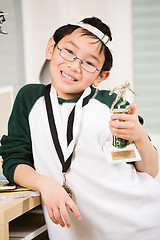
[112, 109, 129, 149]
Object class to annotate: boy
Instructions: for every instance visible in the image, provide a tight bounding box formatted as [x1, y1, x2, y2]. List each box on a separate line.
[0, 17, 160, 240]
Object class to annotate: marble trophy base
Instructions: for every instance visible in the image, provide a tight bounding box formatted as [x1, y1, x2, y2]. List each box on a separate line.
[103, 141, 141, 164]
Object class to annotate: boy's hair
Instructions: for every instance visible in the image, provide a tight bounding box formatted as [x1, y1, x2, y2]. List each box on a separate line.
[53, 17, 113, 72]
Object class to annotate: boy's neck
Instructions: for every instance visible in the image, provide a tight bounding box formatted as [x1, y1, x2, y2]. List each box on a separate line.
[50, 84, 96, 104]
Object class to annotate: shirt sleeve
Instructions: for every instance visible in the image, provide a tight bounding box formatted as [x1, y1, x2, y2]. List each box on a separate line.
[0, 84, 44, 184]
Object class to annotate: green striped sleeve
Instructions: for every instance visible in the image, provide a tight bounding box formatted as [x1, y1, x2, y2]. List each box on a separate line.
[0, 84, 45, 184]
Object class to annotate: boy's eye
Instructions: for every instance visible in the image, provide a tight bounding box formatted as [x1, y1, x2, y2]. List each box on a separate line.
[85, 61, 95, 67]
[65, 48, 74, 55]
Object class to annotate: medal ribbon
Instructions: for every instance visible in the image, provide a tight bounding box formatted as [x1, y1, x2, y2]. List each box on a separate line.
[44, 84, 91, 173]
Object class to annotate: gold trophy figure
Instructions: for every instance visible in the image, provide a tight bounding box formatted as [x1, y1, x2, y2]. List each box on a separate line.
[103, 81, 141, 163]
[109, 81, 136, 113]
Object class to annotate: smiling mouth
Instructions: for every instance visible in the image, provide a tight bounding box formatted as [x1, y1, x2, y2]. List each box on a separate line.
[61, 71, 78, 82]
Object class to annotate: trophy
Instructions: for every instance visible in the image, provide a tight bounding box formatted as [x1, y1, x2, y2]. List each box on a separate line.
[103, 81, 141, 163]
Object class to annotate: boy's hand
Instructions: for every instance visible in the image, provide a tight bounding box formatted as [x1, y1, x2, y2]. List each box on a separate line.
[109, 103, 143, 143]
[38, 175, 81, 228]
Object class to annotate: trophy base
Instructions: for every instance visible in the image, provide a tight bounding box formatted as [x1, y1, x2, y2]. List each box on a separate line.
[103, 141, 141, 164]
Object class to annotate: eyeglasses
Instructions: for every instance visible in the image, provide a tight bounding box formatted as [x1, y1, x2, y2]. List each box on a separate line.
[57, 46, 100, 73]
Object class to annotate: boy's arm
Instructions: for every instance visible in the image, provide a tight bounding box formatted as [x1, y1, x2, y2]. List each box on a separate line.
[0, 85, 81, 227]
[133, 127, 159, 177]
[109, 103, 159, 178]
[14, 164, 81, 228]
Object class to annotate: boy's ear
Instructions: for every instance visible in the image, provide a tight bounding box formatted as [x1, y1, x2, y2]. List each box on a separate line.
[46, 37, 55, 60]
[93, 71, 110, 87]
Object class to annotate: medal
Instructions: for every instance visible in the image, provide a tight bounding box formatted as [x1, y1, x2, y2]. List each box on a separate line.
[62, 173, 72, 198]
[62, 184, 72, 198]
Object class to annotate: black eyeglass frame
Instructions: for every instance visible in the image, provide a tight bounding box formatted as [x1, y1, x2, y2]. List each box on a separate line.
[56, 46, 100, 73]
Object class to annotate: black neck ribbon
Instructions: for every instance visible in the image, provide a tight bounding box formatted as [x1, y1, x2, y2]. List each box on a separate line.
[44, 84, 91, 173]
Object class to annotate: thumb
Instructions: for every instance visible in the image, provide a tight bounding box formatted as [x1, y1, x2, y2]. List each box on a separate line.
[128, 103, 137, 115]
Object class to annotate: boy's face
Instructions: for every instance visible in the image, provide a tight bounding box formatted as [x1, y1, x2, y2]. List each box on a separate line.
[46, 28, 109, 99]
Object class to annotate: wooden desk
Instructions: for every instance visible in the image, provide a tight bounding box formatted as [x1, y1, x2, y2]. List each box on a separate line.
[0, 196, 41, 240]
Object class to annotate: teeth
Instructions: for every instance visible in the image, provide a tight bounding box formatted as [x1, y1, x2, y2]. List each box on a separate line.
[62, 71, 76, 81]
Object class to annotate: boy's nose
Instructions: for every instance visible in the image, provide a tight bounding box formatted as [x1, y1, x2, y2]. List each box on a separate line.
[68, 58, 82, 73]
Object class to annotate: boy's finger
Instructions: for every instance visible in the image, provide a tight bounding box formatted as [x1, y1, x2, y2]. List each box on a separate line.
[67, 198, 81, 221]
[111, 113, 129, 121]
[128, 103, 137, 115]
[60, 204, 72, 228]
[53, 207, 65, 227]
[47, 207, 59, 225]
[110, 120, 131, 130]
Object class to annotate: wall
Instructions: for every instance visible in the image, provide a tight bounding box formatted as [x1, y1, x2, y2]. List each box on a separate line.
[132, 0, 160, 170]
[0, 0, 25, 96]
